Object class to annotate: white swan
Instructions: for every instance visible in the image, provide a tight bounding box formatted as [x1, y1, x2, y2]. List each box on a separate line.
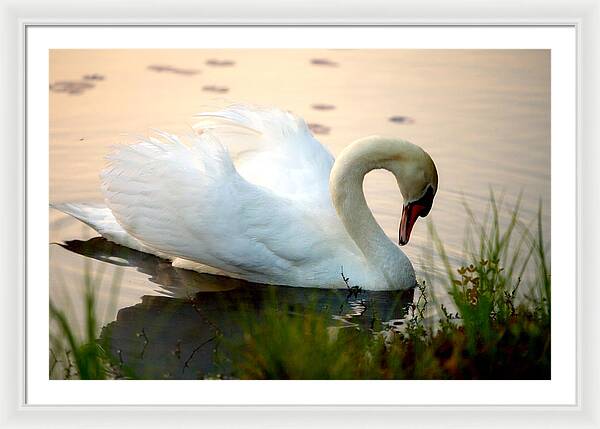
[53, 105, 438, 291]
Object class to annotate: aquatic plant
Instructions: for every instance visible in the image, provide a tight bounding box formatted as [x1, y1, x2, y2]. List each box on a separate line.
[49, 262, 134, 379]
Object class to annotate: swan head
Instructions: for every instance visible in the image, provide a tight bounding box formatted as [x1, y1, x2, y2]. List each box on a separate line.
[349, 136, 438, 246]
[385, 139, 438, 246]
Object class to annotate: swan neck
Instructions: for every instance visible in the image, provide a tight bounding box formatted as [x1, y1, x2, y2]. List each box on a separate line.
[329, 140, 405, 274]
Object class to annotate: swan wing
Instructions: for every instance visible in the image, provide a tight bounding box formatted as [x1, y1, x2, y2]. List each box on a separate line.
[193, 105, 335, 208]
[100, 131, 343, 285]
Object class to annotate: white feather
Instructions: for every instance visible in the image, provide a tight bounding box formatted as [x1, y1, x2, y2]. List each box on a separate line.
[53, 105, 438, 290]
[96, 106, 356, 287]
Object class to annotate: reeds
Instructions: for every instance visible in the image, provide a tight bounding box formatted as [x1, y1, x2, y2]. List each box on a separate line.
[49, 262, 129, 379]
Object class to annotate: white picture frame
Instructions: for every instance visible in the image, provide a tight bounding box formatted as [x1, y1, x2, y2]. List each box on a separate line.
[1, 0, 599, 427]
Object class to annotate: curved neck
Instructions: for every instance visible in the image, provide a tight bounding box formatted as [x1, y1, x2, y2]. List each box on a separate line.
[329, 137, 409, 279]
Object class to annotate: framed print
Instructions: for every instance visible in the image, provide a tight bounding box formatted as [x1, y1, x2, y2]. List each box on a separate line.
[1, 0, 599, 427]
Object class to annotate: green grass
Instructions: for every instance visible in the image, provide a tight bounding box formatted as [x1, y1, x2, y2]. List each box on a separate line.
[50, 194, 550, 380]
[49, 262, 135, 379]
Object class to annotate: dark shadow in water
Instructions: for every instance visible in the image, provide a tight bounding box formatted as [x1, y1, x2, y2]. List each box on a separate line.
[58, 237, 247, 298]
[59, 237, 414, 379]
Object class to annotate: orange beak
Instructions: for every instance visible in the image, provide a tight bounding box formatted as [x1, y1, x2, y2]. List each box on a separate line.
[399, 202, 427, 245]
[398, 187, 435, 246]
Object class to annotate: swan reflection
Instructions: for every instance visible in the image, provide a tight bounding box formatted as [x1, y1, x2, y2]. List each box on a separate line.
[58, 237, 414, 379]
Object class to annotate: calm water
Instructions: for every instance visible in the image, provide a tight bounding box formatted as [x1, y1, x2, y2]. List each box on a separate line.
[49, 49, 550, 378]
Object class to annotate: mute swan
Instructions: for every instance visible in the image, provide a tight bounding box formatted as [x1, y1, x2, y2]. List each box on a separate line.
[53, 105, 438, 291]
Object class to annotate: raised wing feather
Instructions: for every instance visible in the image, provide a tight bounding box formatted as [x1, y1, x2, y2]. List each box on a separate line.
[193, 105, 335, 207]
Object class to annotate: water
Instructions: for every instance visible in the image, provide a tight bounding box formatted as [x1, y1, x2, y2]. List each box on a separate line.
[49, 49, 550, 378]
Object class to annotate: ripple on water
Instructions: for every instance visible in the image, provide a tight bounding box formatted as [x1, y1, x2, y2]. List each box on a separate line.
[307, 123, 331, 135]
[310, 58, 338, 67]
[311, 103, 336, 111]
[83, 73, 105, 81]
[202, 85, 229, 94]
[388, 115, 415, 124]
[147, 64, 201, 76]
[50, 81, 95, 95]
[205, 59, 235, 67]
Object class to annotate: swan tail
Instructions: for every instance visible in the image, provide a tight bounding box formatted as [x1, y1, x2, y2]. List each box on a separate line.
[51, 203, 116, 233]
[51, 202, 157, 255]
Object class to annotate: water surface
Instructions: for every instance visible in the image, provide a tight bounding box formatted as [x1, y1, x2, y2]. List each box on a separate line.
[49, 49, 550, 378]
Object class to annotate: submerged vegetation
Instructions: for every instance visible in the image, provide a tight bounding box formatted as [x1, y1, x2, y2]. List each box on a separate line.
[50, 195, 550, 380]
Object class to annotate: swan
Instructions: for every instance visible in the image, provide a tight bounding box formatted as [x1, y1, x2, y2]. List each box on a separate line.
[52, 105, 438, 291]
